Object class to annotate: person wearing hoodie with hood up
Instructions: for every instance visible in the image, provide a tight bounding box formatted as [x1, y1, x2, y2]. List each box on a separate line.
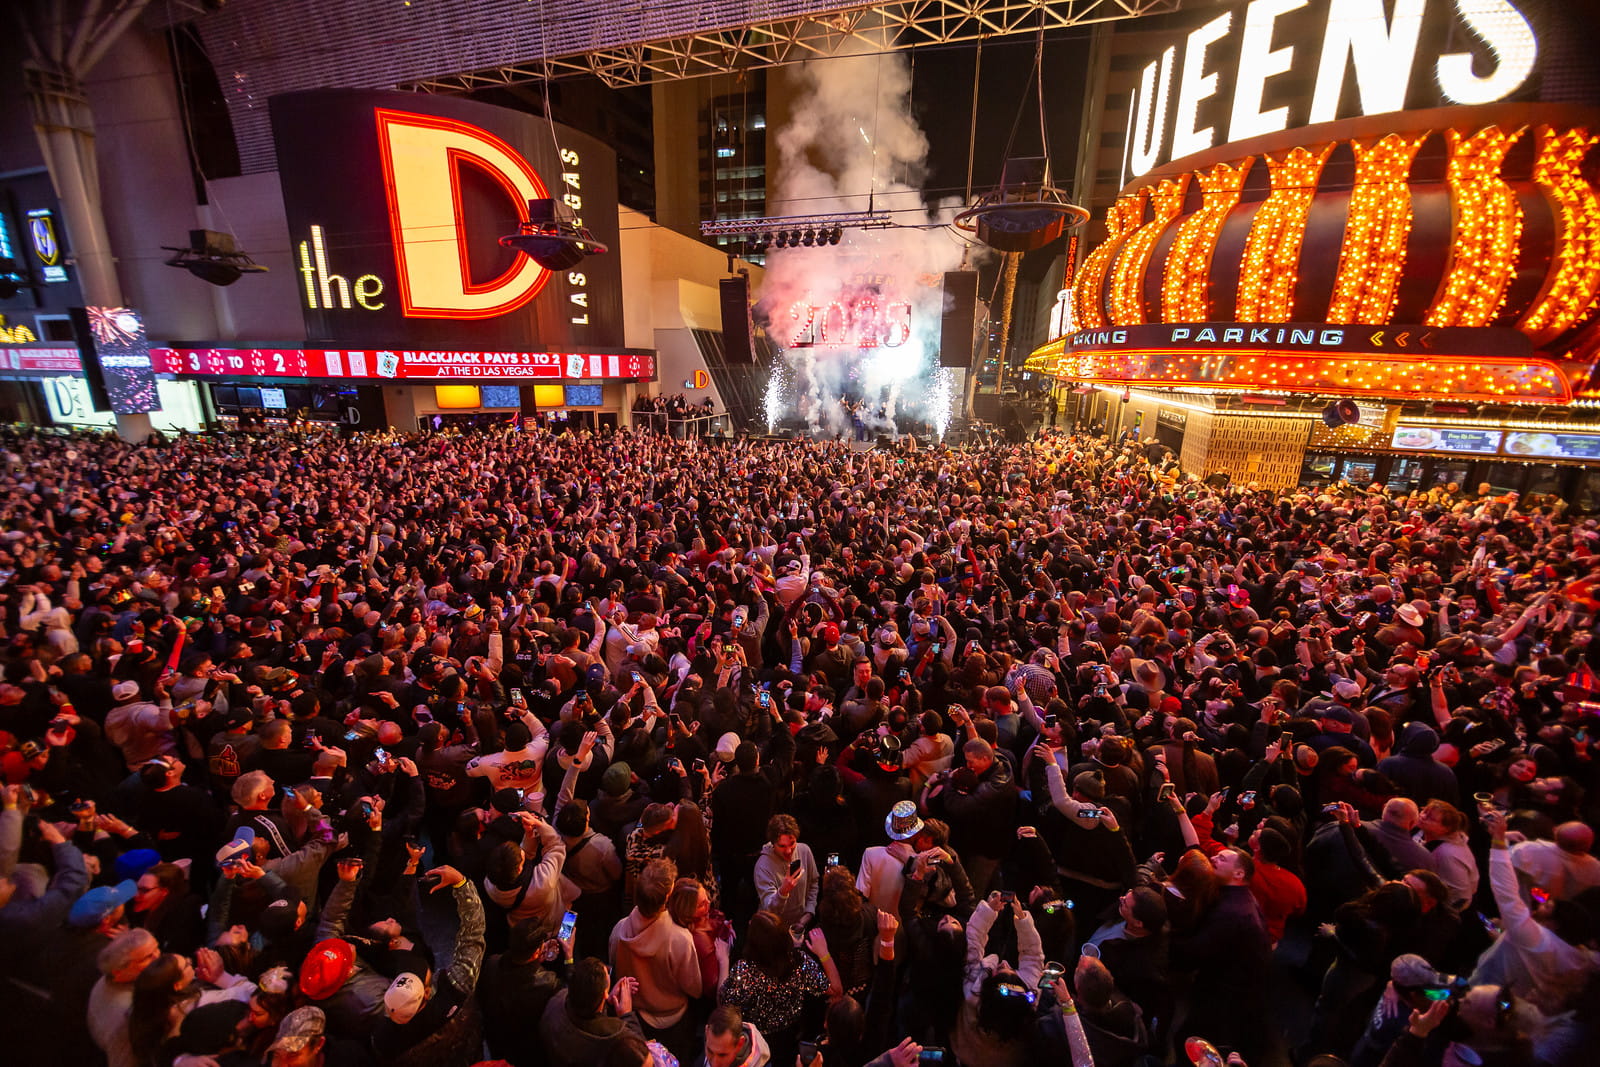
[610, 857, 703, 1054]
[1377, 722, 1459, 807]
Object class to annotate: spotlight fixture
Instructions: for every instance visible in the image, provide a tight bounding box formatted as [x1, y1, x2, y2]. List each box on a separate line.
[801, 229, 816, 247]
[788, 230, 803, 247]
[162, 230, 269, 286]
[499, 198, 609, 271]
[773, 232, 787, 249]
[826, 226, 842, 245]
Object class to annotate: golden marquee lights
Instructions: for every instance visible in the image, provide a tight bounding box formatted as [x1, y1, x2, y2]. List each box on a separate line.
[1426, 126, 1524, 329]
[1073, 195, 1145, 331]
[1042, 345, 1568, 404]
[1520, 127, 1600, 345]
[1110, 179, 1186, 325]
[1163, 161, 1251, 323]
[1057, 119, 1600, 399]
[1235, 144, 1333, 322]
[1326, 133, 1428, 325]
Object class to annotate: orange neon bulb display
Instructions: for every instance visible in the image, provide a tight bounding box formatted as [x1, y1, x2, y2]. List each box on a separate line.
[1235, 144, 1332, 323]
[1162, 160, 1250, 322]
[1072, 194, 1145, 330]
[1427, 125, 1525, 329]
[1518, 126, 1600, 344]
[1110, 178, 1187, 325]
[1327, 133, 1427, 325]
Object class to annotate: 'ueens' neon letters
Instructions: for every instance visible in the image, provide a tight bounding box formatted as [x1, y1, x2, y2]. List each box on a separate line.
[1126, 0, 1538, 178]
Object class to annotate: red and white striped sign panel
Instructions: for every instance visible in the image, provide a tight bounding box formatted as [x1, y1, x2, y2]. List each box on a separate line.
[151, 347, 655, 381]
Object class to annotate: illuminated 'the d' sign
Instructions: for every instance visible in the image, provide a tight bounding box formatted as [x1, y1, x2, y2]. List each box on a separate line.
[374, 109, 553, 320]
[1126, 0, 1538, 179]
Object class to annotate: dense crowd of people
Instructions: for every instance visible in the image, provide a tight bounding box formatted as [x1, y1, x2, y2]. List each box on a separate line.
[0, 421, 1595, 1067]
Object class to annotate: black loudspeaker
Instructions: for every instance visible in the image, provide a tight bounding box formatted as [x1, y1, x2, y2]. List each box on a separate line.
[1321, 398, 1362, 427]
[719, 276, 754, 364]
[939, 271, 979, 368]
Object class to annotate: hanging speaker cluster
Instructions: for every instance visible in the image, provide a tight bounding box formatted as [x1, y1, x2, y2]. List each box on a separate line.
[1321, 399, 1363, 427]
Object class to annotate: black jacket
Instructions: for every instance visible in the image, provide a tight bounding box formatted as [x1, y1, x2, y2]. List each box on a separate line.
[933, 760, 1018, 861]
[711, 770, 776, 857]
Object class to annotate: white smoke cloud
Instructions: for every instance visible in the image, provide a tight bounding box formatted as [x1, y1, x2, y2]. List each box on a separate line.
[757, 47, 981, 439]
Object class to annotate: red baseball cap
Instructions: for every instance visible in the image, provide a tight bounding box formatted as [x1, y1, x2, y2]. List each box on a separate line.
[299, 939, 356, 999]
[822, 623, 840, 644]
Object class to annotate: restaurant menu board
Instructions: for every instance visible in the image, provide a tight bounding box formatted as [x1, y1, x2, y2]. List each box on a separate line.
[1503, 431, 1600, 460]
[1390, 425, 1503, 454]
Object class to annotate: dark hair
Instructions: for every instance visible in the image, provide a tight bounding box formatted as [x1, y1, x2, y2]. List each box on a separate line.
[554, 798, 589, 837]
[128, 954, 195, 1064]
[1255, 827, 1293, 867]
[976, 970, 1038, 1042]
[664, 802, 711, 882]
[743, 910, 796, 981]
[568, 958, 610, 1017]
[706, 1003, 745, 1040]
[485, 841, 525, 889]
[735, 741, 759, 773]
[506, 918, 547, 962]
[1405, 868, 1451, 909]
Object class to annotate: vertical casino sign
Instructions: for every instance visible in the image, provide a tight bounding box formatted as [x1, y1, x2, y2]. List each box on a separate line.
[269, 91, 623, 351]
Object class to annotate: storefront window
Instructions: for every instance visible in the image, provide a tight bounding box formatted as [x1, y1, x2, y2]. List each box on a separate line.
[1343, 460, 1377, 486]
[1300, 453, 1337, 485]
[1574, 470, 1600, 515]
[1426, 463, 1471, 491]
[1387, 458, 1424, 492]
[1524, 466, 1563, 499]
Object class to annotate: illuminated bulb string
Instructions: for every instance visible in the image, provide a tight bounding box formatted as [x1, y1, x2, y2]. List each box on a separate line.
[1072, 194, 1145, 330]
[1427, 125, 1525, 328]
[1518, 125, 1600, 343]
[1327, 133, 1427, 325]
[1162, 161, 1250, 322]
[1064, 349, 1564, 402]
[1235, 144, 1332, 323]
[1110, 178, 1186, 325]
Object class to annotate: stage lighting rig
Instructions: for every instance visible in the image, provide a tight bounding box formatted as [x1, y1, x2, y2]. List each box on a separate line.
[700, 210, 892, 249]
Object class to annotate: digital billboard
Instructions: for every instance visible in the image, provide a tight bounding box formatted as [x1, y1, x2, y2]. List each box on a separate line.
[71, 306, 160, 415]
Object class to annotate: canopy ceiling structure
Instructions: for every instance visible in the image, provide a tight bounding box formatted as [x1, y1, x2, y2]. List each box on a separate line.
[171, 0, 1184, 173]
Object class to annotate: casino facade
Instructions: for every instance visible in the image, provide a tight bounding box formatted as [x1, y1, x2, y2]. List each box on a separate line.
[1029, 0, 1600, 504]
[0, 55, 752, 435]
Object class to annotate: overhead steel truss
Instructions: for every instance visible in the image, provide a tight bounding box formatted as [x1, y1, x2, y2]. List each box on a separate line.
[185, 0, 1186, 173]
[405, 0, 1184, 91]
